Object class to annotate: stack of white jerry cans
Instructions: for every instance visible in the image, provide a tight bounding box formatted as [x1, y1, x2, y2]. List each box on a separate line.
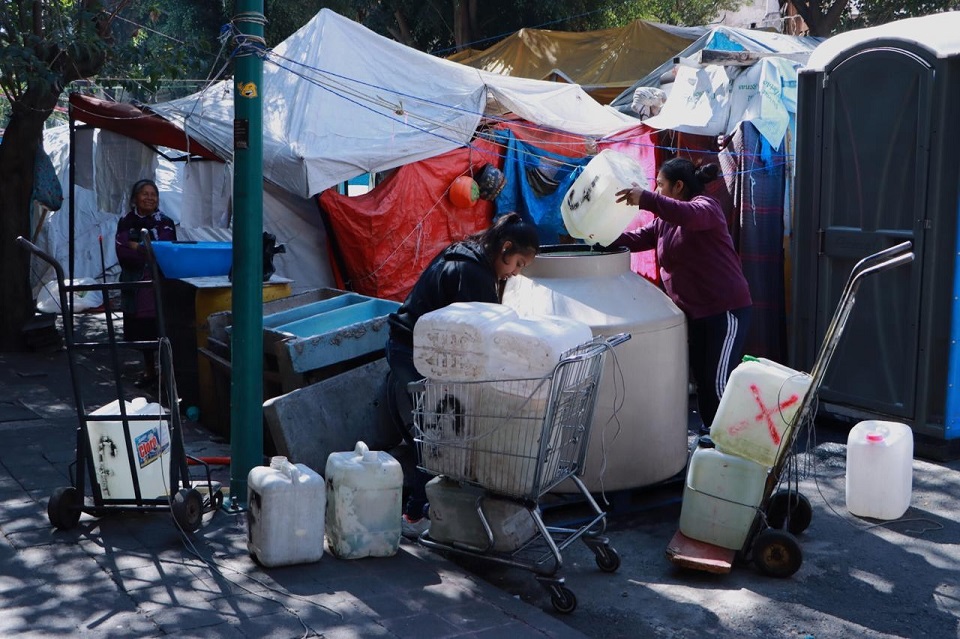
[679, 357, 812, 550]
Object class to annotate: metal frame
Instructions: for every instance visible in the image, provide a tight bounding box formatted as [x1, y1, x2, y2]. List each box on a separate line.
[17, 235, 222, 531]
[408, 333, 630, 613]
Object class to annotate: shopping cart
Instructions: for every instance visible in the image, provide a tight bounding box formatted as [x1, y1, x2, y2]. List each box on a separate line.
[17, 235, 222, 534]
[667, 241, 914, 577]
[409, 333, 630, 614]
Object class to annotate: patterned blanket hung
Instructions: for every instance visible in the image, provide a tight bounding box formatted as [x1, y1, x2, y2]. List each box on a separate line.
[720, 121, 788, 362]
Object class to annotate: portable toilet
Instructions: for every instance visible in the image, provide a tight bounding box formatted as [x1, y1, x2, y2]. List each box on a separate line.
[791, 13, 960, 458]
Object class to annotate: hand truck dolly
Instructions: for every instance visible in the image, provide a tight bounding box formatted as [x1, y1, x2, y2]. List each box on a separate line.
[667, 241, 914, 577]
[17, 235, 223, 533]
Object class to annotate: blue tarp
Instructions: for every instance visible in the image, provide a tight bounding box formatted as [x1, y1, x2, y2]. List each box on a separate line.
[490, 129, 591, 243]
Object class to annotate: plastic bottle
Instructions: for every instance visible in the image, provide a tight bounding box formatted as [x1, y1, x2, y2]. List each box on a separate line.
[86, 398, 170, 501]
[846, 420, 913, 520]
[325, 441, 403, 559]
[710, 357, 813, 467]
[413, 302, 518, 381]
[247, 456, 326, 567]
[560, 149, 647, 246]
[679, 436, 769, 550]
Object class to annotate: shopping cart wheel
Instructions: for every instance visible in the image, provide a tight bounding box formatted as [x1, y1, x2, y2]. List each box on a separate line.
[753, 528, 802, 578]
[594, 545, 621, 573]
[211, 489, 225, 511]
[172, 488, 204, 532]
[48, 486, 82, 530]
[766, 490, 812, 535]
[551, 586, 578, 614]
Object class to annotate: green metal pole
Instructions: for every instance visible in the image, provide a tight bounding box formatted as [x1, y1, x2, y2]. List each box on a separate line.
[229, 1, 265, 509]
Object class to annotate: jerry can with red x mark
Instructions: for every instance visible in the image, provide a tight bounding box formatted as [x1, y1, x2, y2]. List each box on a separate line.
[709, 357, 813, 468]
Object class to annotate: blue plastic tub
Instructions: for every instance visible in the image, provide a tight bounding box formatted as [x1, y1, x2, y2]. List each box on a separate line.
[151, 241, 232, 279]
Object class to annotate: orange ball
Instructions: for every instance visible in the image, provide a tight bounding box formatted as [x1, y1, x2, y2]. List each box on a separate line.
[449, 176, 480, 208]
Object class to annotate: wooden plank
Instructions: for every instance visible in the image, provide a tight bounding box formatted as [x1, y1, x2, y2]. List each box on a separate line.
[665, 529, 735, 574]
[697, 48, 810, 67]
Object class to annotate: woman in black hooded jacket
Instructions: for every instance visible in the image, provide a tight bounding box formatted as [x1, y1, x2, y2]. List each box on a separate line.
[386, 212, 540, 538]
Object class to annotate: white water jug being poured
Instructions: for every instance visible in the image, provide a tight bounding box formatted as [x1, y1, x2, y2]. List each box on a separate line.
[560, 149, 647, 246]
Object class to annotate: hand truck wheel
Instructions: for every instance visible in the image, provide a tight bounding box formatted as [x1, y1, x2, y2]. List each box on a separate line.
[48, 486, 82, 530]
[753, 528, 802, 578]
[172, 488, 204, 532]
[766, 490, 812, 535]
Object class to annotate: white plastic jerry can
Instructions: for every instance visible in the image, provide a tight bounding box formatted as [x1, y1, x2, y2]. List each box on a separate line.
[325, 441, 403, 559]
[709, 357, 813, 468]
[846, 420, 913, 520]
[679, 437, 769, 550]
[247, 456, 326, 567]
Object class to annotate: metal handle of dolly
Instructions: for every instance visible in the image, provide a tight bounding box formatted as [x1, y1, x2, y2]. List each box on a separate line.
[807, 242, 914, 388]
[17, 236, 74, 340]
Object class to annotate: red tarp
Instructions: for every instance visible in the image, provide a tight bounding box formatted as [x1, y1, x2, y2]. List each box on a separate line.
[318, 139, 502, 302]
[68, 93, 221, 161]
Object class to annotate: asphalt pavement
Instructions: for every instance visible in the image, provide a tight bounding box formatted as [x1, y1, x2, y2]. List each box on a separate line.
[3, 312, 960, 638]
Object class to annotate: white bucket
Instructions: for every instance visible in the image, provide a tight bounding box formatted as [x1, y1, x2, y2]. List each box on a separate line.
[86, 398, 170, 500]
[679, 438, 769, 550]
[325, 441, 403, 559]
[425, 476, 537, 552]
[709, 357, 813, 468]
[414, 302, 518, 381]
[247, 456, 326, 567]
[846, 420, 913, 520]
[560, 150, 646, 246]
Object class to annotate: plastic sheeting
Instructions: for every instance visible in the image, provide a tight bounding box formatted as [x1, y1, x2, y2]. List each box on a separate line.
[453, 20, 704, 102]
[611, 26, 821, 109]
[493, 128, 591, 243]
[36, 126, 334, 296]
[317, 140, 501, 302]
[150, 9, 635, 199]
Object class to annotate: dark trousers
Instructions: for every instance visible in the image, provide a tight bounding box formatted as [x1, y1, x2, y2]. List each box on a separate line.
[688, 306, 752, 428]
[385, 338, 431, 520]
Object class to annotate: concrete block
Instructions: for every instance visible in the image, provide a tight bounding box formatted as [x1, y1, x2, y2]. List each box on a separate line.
[263, 357, 401, 473]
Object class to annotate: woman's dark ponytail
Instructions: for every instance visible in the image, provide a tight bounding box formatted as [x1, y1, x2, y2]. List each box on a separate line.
[694, 163, 720, 187]
[474, 212, 540, 260]
[659, 158, 720, 197]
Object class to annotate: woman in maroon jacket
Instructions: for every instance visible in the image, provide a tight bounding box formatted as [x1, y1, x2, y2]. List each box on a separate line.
[611, 158, 751, 431]
[115, 179, 177, 387]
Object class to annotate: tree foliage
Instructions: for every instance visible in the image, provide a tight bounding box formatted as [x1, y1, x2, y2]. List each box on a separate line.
[0, 0, 123, 352]
[837, 0, 960, 31]
[338, 0, 746, 53]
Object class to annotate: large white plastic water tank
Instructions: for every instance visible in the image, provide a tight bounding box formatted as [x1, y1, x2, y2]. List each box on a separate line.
[503, 245, 689, 492]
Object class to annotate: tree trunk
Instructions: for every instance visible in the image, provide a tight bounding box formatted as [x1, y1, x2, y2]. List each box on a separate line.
[453, 0, 476, 51]
[0, 93, 56, 352]
[787, 0, 846, 37]
[392, 9, 416, 47]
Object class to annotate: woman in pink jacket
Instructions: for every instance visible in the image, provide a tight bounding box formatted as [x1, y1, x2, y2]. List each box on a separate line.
[611, 158, 751, 431]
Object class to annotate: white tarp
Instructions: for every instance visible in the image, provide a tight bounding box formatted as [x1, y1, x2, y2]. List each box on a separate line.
[642, 57, 801, 149]
[36, 126, 334, 295]
[642, 65, 732, 137]
[151, 9, 634, 198]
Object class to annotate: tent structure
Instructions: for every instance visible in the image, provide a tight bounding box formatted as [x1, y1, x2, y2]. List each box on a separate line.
[450, 20, 706, 103]
[610, 26, 822, 111]
[35, 94, 336, 296]
[38, 9, 641, 294]
[148, 9, 637, 201]
[38, 9, 820, 365]
[598, 26, 823, 362]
